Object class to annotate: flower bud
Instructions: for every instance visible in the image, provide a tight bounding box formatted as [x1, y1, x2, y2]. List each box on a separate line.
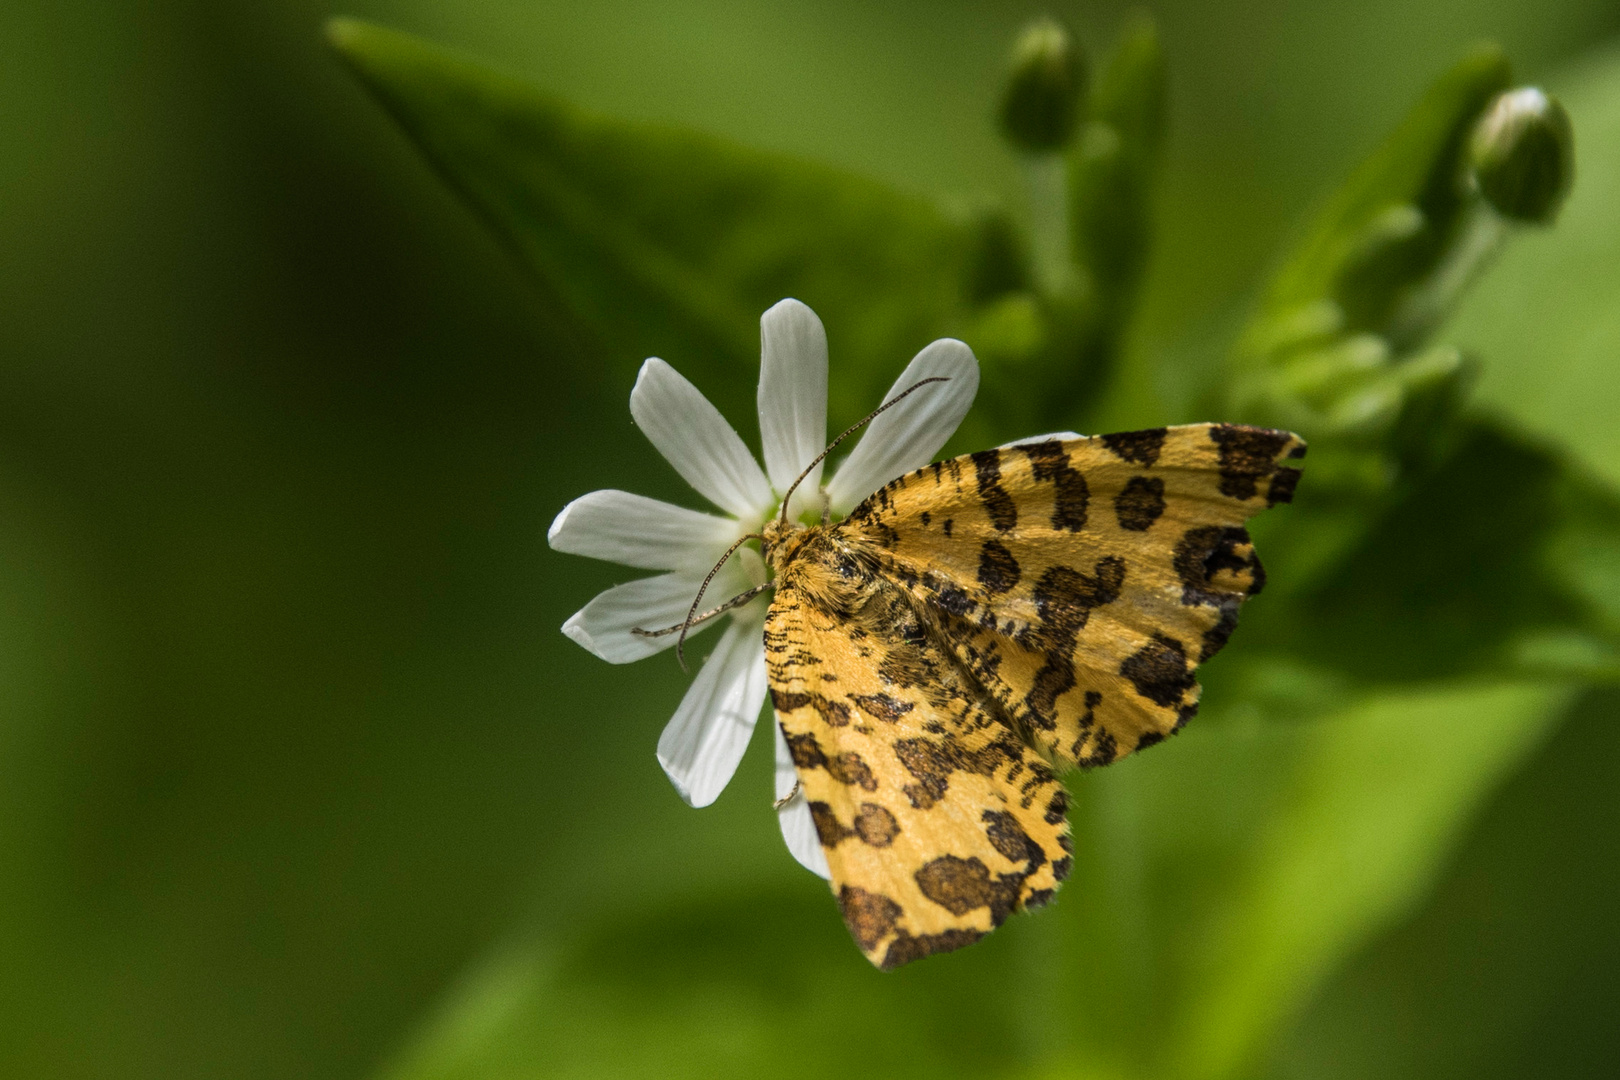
[998, 18, 1087, 153]
[1470, 87, 1574, 224]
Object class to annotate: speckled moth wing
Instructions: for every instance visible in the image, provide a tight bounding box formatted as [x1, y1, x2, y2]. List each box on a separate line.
[838, 423, 1305, 768]
[764, 546, 1071, 970]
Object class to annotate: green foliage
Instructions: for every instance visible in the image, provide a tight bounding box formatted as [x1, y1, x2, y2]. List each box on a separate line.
[1259, 46, 1511, 329]
[325, 12, 1620, 1080]
[1451, 41, 1620, 485]
[1224, 47, 1562, 498]
[1161, 682, 1565, 1080]
[1267, 688, 1620, 1080]
[1256, 421, 1620, 683]
[326, 18, 975, 427]
[329, 17, 1167, 442]
[1060, 16, 1168, 423]
[3, 3, 1618, 1080]
[373, 683, 1566, 1080]
[970, 19, 1167, 433]
[1068, 15, 1166, 337]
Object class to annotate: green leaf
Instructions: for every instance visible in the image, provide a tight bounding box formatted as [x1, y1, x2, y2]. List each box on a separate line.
[1267, 687, 1620, 1079]
[1162, 680, 1570, 1080]
[369, 678, 1570, 1080]
[1252, 418, 1620, 684]
[1449, 42, 1620, 489]
[1222, 47, 1516, 465]
[326, 18, 976, 423]
[1262, 45, 1511, 331]
[376, 885, 1060, 1080]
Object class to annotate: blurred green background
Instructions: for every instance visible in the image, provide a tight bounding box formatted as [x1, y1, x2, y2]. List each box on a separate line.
[3, 2, 1619, 1079]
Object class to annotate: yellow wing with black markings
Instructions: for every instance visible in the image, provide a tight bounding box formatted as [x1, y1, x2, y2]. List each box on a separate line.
[836, 423, 1305, 768]
[763, 532, 1070, 970]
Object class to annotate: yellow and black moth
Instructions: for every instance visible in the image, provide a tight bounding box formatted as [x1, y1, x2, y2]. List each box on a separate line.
[743, 422, 1304, 969]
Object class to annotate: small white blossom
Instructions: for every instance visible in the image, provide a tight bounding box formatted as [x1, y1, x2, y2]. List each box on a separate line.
[548, 299, 979, 876]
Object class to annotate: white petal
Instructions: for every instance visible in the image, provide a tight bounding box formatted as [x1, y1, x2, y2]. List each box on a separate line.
[631, 359, 774, 520]
[757, 300, 828, 508]
[999, 431, 1082, 448]
[657, 620, 769, 807]
[548, 490, 742, 571]
[825, 338, 980, 514]
[774, 721, 831, 878]
[562, 562, 749, 664]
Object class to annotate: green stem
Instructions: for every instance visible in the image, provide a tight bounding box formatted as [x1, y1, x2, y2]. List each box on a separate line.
[1024, 152, 1075, 295]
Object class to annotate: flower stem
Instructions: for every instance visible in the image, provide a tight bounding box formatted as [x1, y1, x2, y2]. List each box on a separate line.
[1024, 152, 1075, 295]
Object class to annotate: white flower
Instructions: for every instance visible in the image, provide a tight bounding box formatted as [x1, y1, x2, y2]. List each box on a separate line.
[548, 299, 979, 877]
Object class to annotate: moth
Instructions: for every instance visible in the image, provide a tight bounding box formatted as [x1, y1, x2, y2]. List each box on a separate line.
[662, 398, 1305, 970]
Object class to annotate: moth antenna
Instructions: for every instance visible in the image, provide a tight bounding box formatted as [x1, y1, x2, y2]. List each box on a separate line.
[632, 581, 773, 638]
[672, 532, 764, 672]
[777, 376, 950, 526]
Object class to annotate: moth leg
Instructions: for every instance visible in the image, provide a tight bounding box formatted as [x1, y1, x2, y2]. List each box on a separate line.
[631, 582, 774, 637]
[771, 779, 801, 810]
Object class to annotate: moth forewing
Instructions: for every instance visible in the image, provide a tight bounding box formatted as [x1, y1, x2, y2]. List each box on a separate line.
[771, 422, 1303, 967]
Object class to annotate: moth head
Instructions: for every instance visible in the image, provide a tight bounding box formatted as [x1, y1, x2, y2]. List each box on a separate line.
[761, 516, 809, 572]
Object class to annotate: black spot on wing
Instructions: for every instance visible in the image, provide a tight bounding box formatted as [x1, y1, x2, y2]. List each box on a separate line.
[784, 731, 826, 769]
[1120, 633, 1195, 708]
[809, 801, 850, 846]
[839, 885, 901, 952]
[812, 695, 853, 726]
[1114, 475, 1166, 531]
[977, 539, 1021, 594]
[880, 928, 985, 971]
[771, 689, 811, 712]
[1173, 525, 1262, 607]
[850, 692, 914, 723]
[982, 810, 1045, 869]
[1101, 427, 1167, 466]
[853, 803, 900, 846]
[1210, 424, 1293, 500]
[1268, 466, 1302, 506]
[773, 689, 852, 726]
[971, 449, 1018, 531]
[894, 737, 952, 809]
[1074, 727, 1118, 769]
[1020, 558, 1127, 730]
[1044, 788, 1068, 825]
[1021, 440, 1088, 531]
[934, 583, 974, 616]
[1200, 604, 1240, 661]
[827, 751, 878, 791]
[915, 856, 1002, 916]
[1031, 557, 1126, 635]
